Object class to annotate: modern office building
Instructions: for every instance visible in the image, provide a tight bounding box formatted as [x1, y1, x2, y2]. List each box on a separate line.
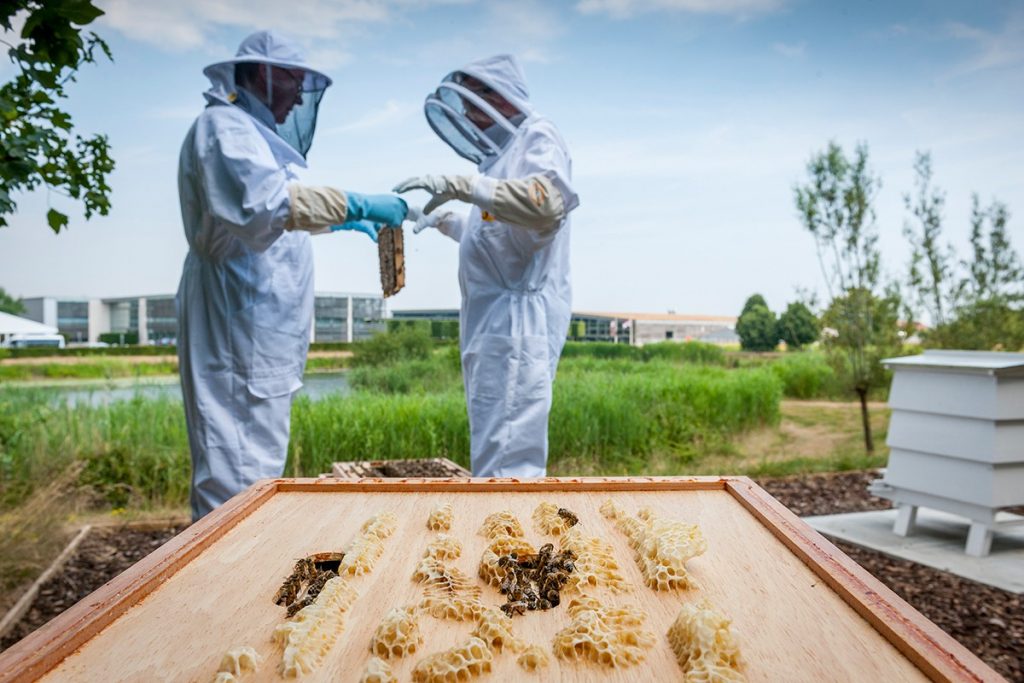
[572, 311, 739, 346]
[392, 309, 739, 346]
[21, 297, 93, 344]
[22, 292, 387, 345]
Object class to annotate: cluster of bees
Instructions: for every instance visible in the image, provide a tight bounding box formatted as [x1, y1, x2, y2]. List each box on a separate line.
[274, 552, 344, 617]
[498, 542, 577, 618]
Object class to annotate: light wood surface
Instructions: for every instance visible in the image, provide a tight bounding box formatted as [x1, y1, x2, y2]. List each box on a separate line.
[0, 478, 1003, 682]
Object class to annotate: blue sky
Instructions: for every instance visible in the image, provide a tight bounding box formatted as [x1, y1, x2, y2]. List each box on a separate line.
[1, 0, 1022, 318]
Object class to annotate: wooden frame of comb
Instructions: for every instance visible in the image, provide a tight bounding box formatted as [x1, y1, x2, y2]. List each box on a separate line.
[378, 225, 405, 298]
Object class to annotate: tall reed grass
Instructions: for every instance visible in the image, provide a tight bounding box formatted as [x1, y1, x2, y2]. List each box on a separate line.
[561, 340, 726, 365]
[0, 362, 781, 509]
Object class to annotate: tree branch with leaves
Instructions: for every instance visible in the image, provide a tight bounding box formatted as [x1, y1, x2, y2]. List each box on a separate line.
[1, 0, 114, 232]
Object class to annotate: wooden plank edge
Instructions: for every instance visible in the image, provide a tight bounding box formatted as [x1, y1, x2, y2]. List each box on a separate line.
[0, 480, 280, 683]
[0, 526, 92, 642]
[274, 475, 730, 492]
[724, 477, 1005, 683]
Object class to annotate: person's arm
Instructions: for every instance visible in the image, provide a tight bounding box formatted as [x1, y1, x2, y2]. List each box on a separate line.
[394, 173, 568, 233]
[197, 108, 408, 247]
[193, 108, 291, 251]
[393, 122, 579, 235]
[287, 187, 408, 235]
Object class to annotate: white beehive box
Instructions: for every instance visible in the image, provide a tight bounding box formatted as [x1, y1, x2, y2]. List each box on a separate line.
[871, 350, 1024, 556]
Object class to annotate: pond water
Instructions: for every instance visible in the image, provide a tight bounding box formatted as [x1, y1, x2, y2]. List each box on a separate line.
[17, 372, 352, 407]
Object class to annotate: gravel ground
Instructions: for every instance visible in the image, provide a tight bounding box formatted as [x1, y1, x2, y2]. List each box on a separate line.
[1, 467, 1020, 681]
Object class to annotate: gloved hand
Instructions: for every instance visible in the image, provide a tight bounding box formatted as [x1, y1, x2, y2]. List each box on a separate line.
[344, 192, 408, 227]
[412, 209, 455, 235]
[330, 219, 382, 242]
[393, 175, 470, 214]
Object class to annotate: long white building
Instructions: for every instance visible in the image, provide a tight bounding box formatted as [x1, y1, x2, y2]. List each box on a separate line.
[21, 292, 387, 345]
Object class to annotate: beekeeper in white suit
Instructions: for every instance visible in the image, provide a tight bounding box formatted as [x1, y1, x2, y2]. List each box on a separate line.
[395, 54, 579, 478]
[177, 30, 413, 520]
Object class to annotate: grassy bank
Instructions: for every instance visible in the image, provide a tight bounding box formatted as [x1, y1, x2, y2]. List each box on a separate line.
[0, 359, 781, 509]
[0, 358, 179, 382]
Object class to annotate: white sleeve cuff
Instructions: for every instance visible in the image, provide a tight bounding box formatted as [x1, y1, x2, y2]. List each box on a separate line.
[470, 174, 498, 211]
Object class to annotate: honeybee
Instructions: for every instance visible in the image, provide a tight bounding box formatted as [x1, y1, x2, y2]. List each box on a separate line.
[557, 507, 579, 527]
[274, 558, 315, 606]
[273, 552, 344, 614]
[501, 600, 528, 617]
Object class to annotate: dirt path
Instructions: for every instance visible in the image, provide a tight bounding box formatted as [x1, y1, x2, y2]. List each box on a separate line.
[783, 399, 887, 409]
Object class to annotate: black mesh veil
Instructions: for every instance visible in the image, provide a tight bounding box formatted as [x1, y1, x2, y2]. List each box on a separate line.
[274, 69, 329, 158]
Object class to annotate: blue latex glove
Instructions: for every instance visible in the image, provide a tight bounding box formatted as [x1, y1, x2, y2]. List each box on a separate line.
[330, 219, 381, 242]
[345, 192, 409, 227]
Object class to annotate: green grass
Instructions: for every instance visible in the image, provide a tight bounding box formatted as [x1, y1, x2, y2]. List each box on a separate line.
[769, 351, 841, 399]
[0, 361, 781, 510]
[742, 450, 888, 478]
[0, 359, 179, 382]
[347, 346, 461, 393]
[561, 340, 726, 365]
[304, 355, 350, 373]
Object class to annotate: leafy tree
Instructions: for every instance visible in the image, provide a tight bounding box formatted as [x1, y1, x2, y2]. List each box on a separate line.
[821, 288, 901, 398]
[778, 301, 819, 349]
[740, 293, 768, 317]
[961, 195, 1022, 306]
[736, 302, 778, 352]
[1, 0, 114, 232]
[903, 151, 956, 328]
[923, 195, 1023, 351]
[932, 300, 1024, 352]
[0, 287, 26, 315]
[900, 152, 1023, 350]
[795, 142, 900, 452]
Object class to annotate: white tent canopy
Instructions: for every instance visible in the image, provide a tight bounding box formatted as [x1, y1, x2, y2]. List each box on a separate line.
[0, 311, 59, 336]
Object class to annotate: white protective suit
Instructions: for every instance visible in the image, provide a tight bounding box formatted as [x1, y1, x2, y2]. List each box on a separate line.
[419, 56, 579, 478]
[176, 32, 331, 520]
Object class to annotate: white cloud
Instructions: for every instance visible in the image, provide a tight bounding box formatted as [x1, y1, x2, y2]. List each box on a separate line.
[304, 46, 355, 70]
[519, 47, 555, 64]
[575, 0, 783, 19]
[324, 99, 417, 133]
[94, 0, 454, 52]
[945, 12, 1024, 77]
[772, 41, 805, 58]
[487, 1, 564, 43]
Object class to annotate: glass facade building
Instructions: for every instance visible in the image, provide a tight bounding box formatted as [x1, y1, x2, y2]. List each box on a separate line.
[56, 300, 89, 342]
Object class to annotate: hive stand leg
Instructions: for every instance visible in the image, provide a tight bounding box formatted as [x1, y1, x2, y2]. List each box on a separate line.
[965, 522, 993, 557]
[893, 504, 917, 537]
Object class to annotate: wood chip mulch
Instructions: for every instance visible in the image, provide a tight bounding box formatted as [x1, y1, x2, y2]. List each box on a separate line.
[757, 470, 1023, 682]
[0, 524, 187, 652]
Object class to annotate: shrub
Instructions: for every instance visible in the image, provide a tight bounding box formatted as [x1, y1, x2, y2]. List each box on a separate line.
[351, 326, 434, 367]
[770, 352, 837, 399]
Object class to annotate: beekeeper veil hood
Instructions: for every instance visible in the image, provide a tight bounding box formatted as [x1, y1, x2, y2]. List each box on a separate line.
[203, 30, 332, 158]
[424, 54, 532, 167]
